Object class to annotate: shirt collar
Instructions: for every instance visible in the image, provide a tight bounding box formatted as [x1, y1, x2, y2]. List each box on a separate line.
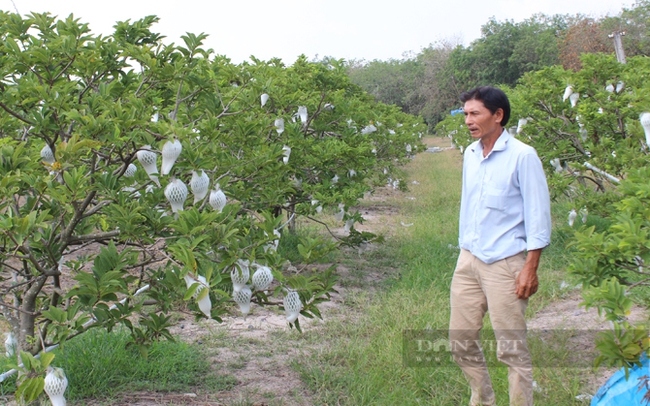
[490, 129, 510, 153]
[470, 129, 510, 157]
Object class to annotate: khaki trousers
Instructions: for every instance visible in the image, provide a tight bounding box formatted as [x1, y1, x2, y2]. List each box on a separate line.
[449, 249, 533, 406]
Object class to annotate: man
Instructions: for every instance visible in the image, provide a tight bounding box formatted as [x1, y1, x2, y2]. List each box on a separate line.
[449, 86, 551, 406]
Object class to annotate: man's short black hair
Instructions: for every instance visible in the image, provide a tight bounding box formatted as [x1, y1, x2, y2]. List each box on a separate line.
[460, 86, 510, 127]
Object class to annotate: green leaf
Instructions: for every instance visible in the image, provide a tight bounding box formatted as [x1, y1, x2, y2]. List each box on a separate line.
[39, 351, 55, 369]
[196, 286, 209, 301]
[16, 376, 45, 403]
[42, 306, 67, 323]
[184, 283, 199, 301]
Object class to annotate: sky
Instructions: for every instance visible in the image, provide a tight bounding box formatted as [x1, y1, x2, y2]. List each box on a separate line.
[1, 0, 634, 64]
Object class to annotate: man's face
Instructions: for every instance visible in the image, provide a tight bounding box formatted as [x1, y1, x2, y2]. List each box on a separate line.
[463, 99, 503, 141]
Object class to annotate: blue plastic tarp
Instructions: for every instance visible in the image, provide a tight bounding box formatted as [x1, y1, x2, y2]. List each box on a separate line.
[591, 355, 650, 405]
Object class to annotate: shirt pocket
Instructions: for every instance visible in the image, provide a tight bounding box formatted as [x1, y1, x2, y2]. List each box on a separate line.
[485, 192, 506, 211]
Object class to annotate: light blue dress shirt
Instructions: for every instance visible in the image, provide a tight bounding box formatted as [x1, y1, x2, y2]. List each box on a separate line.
[459, 130, 551, 264]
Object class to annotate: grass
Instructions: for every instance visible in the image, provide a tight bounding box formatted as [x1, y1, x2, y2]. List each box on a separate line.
[0, 358, 17, 397]
[61, 328, 237, 401]
[292, 137, 603, 405]
[1, 328, 237, 404]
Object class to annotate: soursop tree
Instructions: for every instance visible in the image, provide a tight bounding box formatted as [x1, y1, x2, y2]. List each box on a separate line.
[0, 9, 425, 383]
[510, 54, 650, 372]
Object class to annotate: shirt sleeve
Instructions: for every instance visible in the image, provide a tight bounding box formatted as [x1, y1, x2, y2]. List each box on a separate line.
[518, 151, 552, 251]
[458, 151, 469, 247]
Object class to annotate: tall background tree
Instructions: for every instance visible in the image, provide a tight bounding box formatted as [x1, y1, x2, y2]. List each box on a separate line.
[345, 2, 650, 128]
[602, 0, 650, 57]
[558, 16, 612, 70]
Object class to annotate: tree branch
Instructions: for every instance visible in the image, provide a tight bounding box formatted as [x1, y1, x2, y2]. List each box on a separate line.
[169, 75, 185, 121]
[58, 190, 97, 246]
[0, 298, 38, 316]
[135, 73, 153, 97]
[216, 85, 247, 119]
[1, 275, 47, 294]
[283, 207, 345, 242]
[81, 200, 113, 219]
[0, 101, 34, 126]
[52, 56, 77, 83]
[628, 278, 650, 289]
[68, 229, 121, 244]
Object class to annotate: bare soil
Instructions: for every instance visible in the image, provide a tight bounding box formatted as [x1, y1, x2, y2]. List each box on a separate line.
[527, 291, 648, 396]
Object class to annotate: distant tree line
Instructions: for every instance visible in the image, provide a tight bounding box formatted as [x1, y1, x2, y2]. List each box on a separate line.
[345, 0, 650, 130]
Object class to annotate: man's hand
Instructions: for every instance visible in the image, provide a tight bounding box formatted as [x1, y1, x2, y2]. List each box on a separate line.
[515, 249, 542, 299]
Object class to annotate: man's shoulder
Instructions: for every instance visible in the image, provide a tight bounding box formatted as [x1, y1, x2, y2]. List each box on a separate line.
[507, 136, 538, 156]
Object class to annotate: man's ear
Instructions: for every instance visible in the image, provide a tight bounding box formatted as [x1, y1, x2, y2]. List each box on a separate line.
[495, 108, 504, 123]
